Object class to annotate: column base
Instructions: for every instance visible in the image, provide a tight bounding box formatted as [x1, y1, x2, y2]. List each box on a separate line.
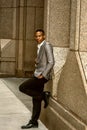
[41, 98, 87, 130]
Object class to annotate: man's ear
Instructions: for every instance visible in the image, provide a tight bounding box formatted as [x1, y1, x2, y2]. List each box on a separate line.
[44, 35, 46, 39]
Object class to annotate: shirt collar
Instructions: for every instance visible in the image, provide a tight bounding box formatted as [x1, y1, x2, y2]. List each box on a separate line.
[37, 40, 45, 49]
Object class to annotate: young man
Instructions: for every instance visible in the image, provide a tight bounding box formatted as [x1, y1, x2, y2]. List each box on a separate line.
[19, 29, 54, 129]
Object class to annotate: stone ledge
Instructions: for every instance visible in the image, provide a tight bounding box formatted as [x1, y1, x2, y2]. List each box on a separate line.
[48, 107, 76, 130]
[49, 98, 87, 130]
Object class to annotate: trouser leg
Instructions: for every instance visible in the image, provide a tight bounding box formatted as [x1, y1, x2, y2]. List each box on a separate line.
[19, 77, 48, 122]
[31, 97, 42, 122]
[19, 78, 38, 96]
[19, 77, 47, 97]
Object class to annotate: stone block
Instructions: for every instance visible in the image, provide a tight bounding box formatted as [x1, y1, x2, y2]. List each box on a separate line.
[52, 47, 69, 99]
[20, 0, 25, 7]
[57, 51, 87, 123]
[24, 40, 37, 71]
[41, 98, 87, 130]
[35, 8, 44, 30]
[79, 32, 87, 51]
[26, 7, 35, 40]
[48, 0, 70, 47]
[0, 39, 16, 75]
[0, 0, 18, 7]
[0, 62, 15, 75]
[47, 109, 74, 130]
[0, 8, 17, 39]
[27, 0, 44, 7]
[18, 7, 24, 40]
[79, 0, 87, 51]
[69, 0, 77, 50]
[79, 52, 87, 80]
[0, 39, 16, 57]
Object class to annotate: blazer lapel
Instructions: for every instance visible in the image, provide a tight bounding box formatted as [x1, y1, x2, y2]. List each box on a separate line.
[37, 42, 46, 62]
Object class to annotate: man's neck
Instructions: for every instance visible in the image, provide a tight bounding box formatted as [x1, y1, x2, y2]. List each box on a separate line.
[38, 40, 45, 45]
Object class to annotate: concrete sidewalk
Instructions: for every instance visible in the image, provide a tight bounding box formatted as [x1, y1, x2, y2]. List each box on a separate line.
[0, 79, 48, 130]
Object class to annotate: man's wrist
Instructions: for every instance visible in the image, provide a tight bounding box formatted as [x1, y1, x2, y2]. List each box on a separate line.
[38, 74, 43, 79]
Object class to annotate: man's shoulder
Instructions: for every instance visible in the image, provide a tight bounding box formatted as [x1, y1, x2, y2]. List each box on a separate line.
[44, 41, 52, 46]
[45, 41, 50, 44]
[44, 41, 53, 48]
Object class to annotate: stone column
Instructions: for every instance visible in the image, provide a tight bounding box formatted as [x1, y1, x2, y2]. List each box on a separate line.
[42, 0, 87, 130]
[44, 0, 70, 99]
[0, 0, 18, 76]
[57, 0, 87, 128]
[16, 0, 25, 76]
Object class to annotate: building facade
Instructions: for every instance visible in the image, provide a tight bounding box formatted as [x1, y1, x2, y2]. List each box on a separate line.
[0, 0, 87, 130]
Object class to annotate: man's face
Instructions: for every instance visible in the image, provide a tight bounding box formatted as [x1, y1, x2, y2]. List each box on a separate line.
[35, 31, 45, 44]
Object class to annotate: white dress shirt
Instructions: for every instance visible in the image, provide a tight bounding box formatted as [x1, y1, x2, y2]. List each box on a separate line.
[37, 40, 45, 55]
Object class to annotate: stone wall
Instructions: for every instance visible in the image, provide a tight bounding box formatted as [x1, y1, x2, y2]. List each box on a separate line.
[0, 0, 18, 75]
[58, 0, 87, 124]
[44, 0, 71, 99]
[57, 0, 87, 124]
[0, 0, 44, 76]
[17, 0, 44, 76]
[41, 0, 87, 129]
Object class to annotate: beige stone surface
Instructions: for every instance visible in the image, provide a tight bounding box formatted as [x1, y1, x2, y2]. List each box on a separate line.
[0, 39, 16, 75]
[57, 51, 87, 124]
[70, 0, 80, 50]
[1, 39, 16, 57]
[79, 0, 87, 51]
[70, 0, 87, 51]
[79, 33, 87, 51]
[17, 40, 24, 71]
[47, 0, 70, 47]
[0, 8, 17, 39]
[52, 47, 69, 99]
[26, 7, 44, 40]
[79, 52, 87, 80]
[1, 62, 15, 75]
[26, 7, 35, 40]
[20, 0, 24, 6]
[35, 8, 44, 30]
[41, 98, 86, 130]
[18, 7, 24, 40]
[46, 108, 75, 130]
[0, 0, 17, 7]
[27, 0, 44, 7]
[24, 40, 37, 71]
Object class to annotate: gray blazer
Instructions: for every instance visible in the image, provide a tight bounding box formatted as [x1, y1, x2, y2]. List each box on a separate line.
[34, 41, 54, 80]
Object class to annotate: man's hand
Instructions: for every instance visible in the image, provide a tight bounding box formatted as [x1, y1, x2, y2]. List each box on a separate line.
[35, 58, 37, 63]
[38, 74, 44, 79]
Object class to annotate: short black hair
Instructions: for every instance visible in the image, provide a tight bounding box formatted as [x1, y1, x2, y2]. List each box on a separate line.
[35, 29, 45, 35]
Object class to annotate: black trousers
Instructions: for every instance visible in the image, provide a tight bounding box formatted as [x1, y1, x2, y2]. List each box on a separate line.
[19, 77, 48, 122]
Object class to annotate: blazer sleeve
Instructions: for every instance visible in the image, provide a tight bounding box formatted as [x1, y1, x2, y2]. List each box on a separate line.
[42, 43, 54, 78]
